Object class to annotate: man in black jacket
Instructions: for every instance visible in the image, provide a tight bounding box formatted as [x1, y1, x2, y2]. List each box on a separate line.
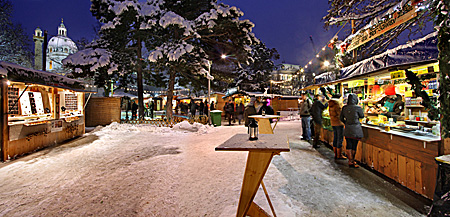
[310, 94, 328, 148]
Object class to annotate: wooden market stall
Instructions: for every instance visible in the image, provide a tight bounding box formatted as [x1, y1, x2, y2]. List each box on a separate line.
[0, 62, 88, 161]
[314, 32, 449, 199]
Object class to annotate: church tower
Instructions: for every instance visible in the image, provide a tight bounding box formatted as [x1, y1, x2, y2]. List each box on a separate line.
[58, 19, 67, 36]
[33, 27, 44, 70]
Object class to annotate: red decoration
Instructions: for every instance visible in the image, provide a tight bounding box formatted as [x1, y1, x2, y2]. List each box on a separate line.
[384, 85, 396, 95]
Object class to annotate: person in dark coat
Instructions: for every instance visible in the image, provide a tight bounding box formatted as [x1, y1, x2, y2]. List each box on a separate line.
[131, 101, 138, 120]
[236, 101, 245, 125]
[149, 101, 154, 119]
[190, 101, 197, 117]
[299, 92, 313, 142]
[244, 97, 257, 127]
[340, 93, 364, 168]
[224, 99, 234, 125]
[310, 95, 328, 148]
[257, 100, 274, 115]
[203, 100, 208, 117]
[199, 101, 205, 115]
[211, 101, 215, 110]
[329, 94, 345, 159]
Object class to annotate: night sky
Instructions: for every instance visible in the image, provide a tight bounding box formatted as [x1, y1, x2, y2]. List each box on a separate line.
[12, 0, 342, 66]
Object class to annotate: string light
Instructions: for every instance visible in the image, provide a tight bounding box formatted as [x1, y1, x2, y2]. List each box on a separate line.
[300, 21, 348, 72]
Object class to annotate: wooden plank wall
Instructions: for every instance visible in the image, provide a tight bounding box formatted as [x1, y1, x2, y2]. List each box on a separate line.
[85, 97, 121, 127]
[320, 126, 438, 199]
[7, 123, 85, 159]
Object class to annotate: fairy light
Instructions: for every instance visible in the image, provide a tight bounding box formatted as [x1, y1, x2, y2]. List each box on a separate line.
[300, 21, 348, 73]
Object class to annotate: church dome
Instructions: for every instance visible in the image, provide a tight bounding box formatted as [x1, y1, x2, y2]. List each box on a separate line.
[47, 35, 78, 54]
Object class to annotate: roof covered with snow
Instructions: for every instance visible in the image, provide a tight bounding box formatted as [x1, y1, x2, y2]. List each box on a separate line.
[339, 32, 438, 80]
[0, 61, 87, 92]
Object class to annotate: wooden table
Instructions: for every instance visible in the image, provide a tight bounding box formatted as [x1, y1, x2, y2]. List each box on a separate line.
[216, 134, 290, 217]
[248, 115, 281, 134]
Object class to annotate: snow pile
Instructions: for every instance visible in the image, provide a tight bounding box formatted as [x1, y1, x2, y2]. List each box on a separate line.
[172, 121, 214, 134]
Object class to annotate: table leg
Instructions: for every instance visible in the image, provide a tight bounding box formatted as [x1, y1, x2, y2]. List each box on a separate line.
[237, 151, 275, 217]
[271, 118, 280, 133]
[256, 119, 273, 134]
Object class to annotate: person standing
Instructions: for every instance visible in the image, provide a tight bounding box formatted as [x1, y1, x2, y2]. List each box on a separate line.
[236, 101, 245, 125]
[190, 100, 197, 117]
[299, 92, 313, 142]
[257, 99, 274, 122]
[340, 93, 364, 168]
[244, 97, 257, 127]
[199, 100, 205, 115]
[203, 100, 208, 117]
[131, 101, 138, 120]
[211, 101, 215, 110]
[329, 94, 345, 159]
[225, 99, 234, 126]
[310, 94, 328, 149]
[149, 101, 154, 119]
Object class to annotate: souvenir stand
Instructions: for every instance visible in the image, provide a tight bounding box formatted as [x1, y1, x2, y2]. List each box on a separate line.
[0, 62, 87, 161]
[315, 32, 448, 199]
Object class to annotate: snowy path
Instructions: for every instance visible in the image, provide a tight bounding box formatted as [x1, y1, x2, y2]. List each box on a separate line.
[0, 121, 424, 216]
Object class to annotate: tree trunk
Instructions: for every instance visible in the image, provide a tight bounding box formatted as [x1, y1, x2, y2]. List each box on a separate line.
[137, 36, 144, 120]
[166, 69, 175, 119]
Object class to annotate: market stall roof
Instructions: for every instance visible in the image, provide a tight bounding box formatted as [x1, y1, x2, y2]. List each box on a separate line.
[299, 85, 319, 91]
[340, 31, 438, 80]
[314, 71, 337, 85]
[0, 61, 88, 92]
[222, 90, 249, 98]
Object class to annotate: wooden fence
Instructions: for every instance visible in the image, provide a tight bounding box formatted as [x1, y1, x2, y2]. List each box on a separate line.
[120, 115, 209, 127]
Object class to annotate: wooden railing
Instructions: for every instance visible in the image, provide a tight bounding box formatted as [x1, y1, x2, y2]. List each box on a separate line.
[120, 115, 209, 127]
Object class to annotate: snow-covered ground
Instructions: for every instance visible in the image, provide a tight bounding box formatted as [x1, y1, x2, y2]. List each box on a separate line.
[0, 121, 424, 216]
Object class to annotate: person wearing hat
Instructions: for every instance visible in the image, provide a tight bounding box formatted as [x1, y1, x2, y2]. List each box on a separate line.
[299, 92, 313, 142]
[310, 94, 328, 148]
[244, 97, 257, 127]
[329, 94, 346, 159]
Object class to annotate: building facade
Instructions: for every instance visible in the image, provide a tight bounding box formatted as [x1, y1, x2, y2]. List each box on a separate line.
[34, 19, 78, 75]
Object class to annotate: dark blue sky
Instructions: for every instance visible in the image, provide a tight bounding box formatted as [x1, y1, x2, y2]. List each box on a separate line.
[12, 0, 342, 66]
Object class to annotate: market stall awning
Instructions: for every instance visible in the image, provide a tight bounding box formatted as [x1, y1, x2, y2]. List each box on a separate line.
[0, 62, 88, 92]
[314, 71, 337, 85]
[340, 32, 438, 80]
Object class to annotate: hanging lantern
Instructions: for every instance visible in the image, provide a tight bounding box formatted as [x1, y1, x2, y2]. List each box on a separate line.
[248, 119, 258, 141]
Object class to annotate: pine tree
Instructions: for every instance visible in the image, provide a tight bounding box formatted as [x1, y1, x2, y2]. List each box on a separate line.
[0, 0, 33, 67]
[233, 42, 279, 92]
[91, 0, 261, 118]
[323, 0, 434, 64]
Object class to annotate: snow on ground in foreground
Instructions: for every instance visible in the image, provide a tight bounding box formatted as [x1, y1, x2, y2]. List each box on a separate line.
[0, 121, 422, 216]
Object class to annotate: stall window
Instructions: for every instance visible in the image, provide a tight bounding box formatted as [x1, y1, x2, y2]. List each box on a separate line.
[64, 94, 78, 110]
[8, 87, 19, 115]
[49, 61, 53, 69]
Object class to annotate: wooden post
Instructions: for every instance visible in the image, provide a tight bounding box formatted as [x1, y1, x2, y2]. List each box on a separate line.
[1, 78, 9, 161]
[237, 151, 275, 217]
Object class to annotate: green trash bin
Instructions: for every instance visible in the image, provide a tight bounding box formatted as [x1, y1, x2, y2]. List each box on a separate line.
[210, 110, 222, 127]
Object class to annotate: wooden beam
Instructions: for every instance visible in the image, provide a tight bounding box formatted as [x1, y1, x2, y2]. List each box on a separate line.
[1, 78, 9, 161]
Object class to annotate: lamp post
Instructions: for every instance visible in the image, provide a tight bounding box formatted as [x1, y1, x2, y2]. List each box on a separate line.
[206, 61, 213, 125]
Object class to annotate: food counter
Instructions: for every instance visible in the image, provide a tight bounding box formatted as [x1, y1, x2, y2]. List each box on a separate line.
[0, 62, 87, 161]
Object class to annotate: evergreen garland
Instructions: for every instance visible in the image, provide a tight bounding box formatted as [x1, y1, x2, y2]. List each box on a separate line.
[432, 0, 450, 139]
[404, 69, 439, 120]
